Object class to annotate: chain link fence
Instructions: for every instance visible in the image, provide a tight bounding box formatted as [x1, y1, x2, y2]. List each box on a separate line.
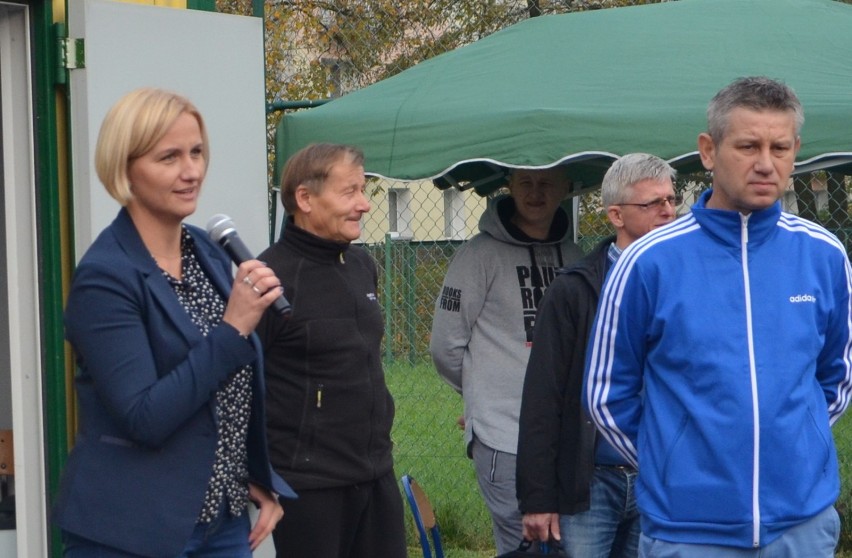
[374, 171, 852, 554]
[366, 170, 852, 359]
[216, 0, 852, 553]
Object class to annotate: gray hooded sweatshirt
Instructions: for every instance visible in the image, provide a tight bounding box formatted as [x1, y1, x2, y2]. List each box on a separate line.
[430, 194, 584, 455]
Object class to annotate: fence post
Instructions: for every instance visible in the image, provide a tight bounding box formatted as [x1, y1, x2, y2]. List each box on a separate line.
[405, 241, 416, 365]
[384, 233, 394, 364]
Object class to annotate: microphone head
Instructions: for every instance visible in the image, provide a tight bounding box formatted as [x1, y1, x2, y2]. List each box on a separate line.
[207, 214, 237, 243]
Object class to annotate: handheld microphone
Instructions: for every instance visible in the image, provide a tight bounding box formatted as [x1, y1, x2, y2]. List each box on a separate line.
[206, 214, 291, 317]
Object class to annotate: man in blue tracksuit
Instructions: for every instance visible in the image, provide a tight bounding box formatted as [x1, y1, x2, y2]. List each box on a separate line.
[585, 76, 852, 557]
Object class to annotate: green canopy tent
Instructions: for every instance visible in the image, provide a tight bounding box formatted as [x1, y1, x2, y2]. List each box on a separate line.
[275, 0, 852, 196]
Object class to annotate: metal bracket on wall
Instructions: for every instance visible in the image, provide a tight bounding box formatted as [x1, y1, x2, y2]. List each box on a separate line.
[63, 38, 85, 70]
[53, 23, 84, 84]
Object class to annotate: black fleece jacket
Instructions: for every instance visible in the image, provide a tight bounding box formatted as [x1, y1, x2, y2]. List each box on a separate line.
[516, 236, 614, 515]
[257, 218, 395, 490]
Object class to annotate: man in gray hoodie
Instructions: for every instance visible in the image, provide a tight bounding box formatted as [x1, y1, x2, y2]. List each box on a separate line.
[430, 167, 584, 554]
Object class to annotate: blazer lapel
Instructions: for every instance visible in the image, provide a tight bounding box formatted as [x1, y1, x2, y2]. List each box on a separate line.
[110, 209, 203, 345]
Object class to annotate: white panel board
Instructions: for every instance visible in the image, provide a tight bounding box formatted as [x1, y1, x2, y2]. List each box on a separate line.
[0, 3, 47, 557]
[68, 0, 270, 260]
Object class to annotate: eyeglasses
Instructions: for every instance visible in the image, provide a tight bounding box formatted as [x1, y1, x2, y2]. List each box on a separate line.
[617, 195, 683, 210]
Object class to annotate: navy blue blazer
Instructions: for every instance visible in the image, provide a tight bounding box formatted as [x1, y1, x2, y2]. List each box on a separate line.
[52, 208, 295, 558]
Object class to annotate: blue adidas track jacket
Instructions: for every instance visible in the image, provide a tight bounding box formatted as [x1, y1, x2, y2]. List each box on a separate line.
[584, 189, 852, 548]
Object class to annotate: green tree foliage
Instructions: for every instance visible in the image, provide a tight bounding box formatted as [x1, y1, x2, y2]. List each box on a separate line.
[218, 0, 670, 102]
[215, 0, 670, 184]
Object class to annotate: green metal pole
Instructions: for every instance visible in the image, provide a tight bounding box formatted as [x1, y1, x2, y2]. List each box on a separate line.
[35, 5, 69, 556]
[405, 242, 415, 365]
[383, 234, 393, 364]
[266, 98, 331, 114]
[186, 0, 216, 11]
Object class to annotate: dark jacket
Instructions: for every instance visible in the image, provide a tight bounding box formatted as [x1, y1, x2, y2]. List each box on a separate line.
[257, 218, 395, 490]
[53, 208, 294, 558]
[516, 236, 614, 515]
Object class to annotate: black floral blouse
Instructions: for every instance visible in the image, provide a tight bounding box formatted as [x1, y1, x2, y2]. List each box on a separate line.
[160, 228, 252, 523]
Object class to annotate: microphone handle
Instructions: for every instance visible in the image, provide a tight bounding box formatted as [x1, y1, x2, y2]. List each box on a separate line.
[221, 234, 255, 265]
[222, 234, 292, 317]
[270, 293, 292, 316]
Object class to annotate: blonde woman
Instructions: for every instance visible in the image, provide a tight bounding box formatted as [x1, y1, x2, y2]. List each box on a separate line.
[53, 88, 294, 557]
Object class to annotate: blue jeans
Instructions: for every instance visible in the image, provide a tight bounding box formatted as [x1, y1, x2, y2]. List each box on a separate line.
[177, 508, 251, 558]
[63, 506, 251, 558]
[559, 465, 640, 558]
[638, 505, 839, 558]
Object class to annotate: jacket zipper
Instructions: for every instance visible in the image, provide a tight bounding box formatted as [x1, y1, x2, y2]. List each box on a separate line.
[741, 214, 761, 548]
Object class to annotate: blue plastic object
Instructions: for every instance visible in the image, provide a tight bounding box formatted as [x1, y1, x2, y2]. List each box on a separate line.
[401, 474, 445, 558]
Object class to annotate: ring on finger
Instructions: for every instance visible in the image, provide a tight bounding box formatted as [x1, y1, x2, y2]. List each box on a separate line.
[251, 285, 262, 295]
[243, 276, 253, 286]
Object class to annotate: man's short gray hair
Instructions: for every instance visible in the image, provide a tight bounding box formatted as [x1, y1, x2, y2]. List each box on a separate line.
[601, 153, 676, 207]
[707, 76, 804, 142]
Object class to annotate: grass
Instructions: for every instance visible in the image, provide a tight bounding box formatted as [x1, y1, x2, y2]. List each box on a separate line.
[833, 411, 852, 553]
[387, 360, 852, 556]
[407, 549, 493, 558]
[386, 361, 496, 556]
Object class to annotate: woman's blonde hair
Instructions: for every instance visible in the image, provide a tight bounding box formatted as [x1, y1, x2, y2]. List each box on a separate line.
[95, 88, 209, 205]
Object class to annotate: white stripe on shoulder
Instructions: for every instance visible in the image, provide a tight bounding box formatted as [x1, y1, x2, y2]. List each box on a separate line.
[777, 213, 847, 252]
[608, 215, 700, 300]
[777, 215, 852, 423]
[585, 215, 700, 467]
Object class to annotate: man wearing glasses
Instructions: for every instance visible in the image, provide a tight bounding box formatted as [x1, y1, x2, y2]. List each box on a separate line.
[517, 153, 677, 556]
[586, 77, 852, 557]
